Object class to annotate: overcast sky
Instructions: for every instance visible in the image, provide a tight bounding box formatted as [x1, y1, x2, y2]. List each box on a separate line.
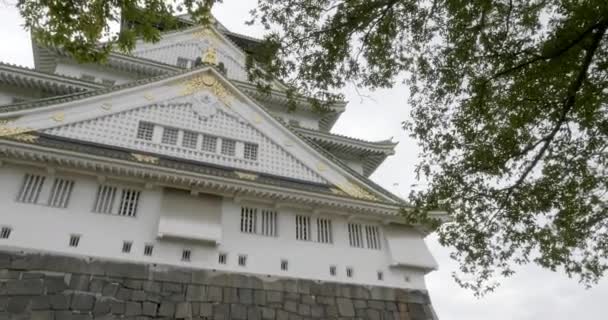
[1, 2, 607, 319]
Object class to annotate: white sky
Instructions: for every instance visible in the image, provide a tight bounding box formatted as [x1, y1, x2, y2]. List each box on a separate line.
[1, 2, 607, 319]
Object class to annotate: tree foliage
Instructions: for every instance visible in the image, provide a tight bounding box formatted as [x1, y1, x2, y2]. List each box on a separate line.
[16, 0, 217, 62]
[250, 0, 608, 294]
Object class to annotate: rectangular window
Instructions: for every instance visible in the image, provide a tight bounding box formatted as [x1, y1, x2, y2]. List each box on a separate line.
[136, 122, 154, 141]
[122, 241, 132, 253]
[182, 131, 198, 149]
[346, 267, 354, 278]
[261, 209, 277, 237]
[17, 174, 45, 204]
[218, 253, 227, 265]
[220, 139, 236, 156]
[240, 207, 257, 234]
[161, 127, 179, 145]
[238, 255, 247, 267]
[243, 143, 258, 160]
[348, 223, 364, 248]
[280, 260, 288, 271]
[201, 135, 218, 152]
[177, 57, 190, 68]
[93, 185, 117, 214]
[144, 244, 154, 256]
[377, 271, 384, 281]
[365, 225, 382, 250]
[102, 79, 116, 86]
[69, 234, 80, 247]
[295, 215, 311, 241]
[47, 178, 75, 208]
[316, 218, 332, 244]
[329, 265, 337, 276]
[182, 249, 191, 262]
[80, 74, 95, 82]
[117, 189, 141, 217]
[0, 227, 12, 239]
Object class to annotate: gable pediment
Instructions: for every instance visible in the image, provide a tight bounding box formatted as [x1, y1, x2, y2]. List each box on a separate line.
[0, 68, 397, 204]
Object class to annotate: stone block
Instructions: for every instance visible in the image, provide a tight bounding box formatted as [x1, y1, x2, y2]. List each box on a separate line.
[116, 287, 132, 300]
[207, 286, 222, 303]
[284, 300, 298, 313]
[369, 300, 386, 310]
[298, 303, 310, 316]
[336, 298, 355, 317]
[175, 302, 192, 318]
[199, 303, 213, 317]
[142, 281, 161, 293]
[132, 290, 146, 301]
[367, 309, 382, 320]
[150, 269, 191, 284]
[212, 303, 230, 320]
[186, 285, 206, 301]
[30, 310, 53, 320]
[301, 294, 314, 305]
[124, 279, 143, 290]
[125, 301, 142, 316]
[142, 302, 157, 317]
[325, 305, 338, 317]
[247, 306, 261, 320]
[49, 294, 71, 310]
[223, 288, 238, 303]
[316, 296, 335, 305]
[6, 297, 30, 313]
[5, 279, 44, 295]
[69, 274, 90, 291]
[261, 307, 275, 320]
[45, 275, 68, 294]
[30, 296, 50, 310]
[407, 303, 427, 320]
[191, 270, 209, 285]
[353, 299, 367, 308]
[103, 261, 148, 280]
[370, 286, 396, 301]
[162, 282, 183, 294]
[0, 297, 7, 311]
[276, 310, 288, 320]
[238, 288, 253, 304]
[110, 301, 125, 314]
[0, 270, 19, 280]
[101, 283, 119, 297]
[71, 293, 95, 311]
[230, 304, 247, 320]
[93, 299, 112, 315]
[158, 302, 175, 317]
[22, 272, 44, 279]
[254, 289, 266, 305]
[266, 291, 282, 303]
[311, 305, 324, 318]
[146, 292, 162, 303]
[88, 278, 105, 293]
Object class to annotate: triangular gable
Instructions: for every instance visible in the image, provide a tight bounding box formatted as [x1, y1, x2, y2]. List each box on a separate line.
[132, 25, 248, 82]
[0, 67, 397, 203]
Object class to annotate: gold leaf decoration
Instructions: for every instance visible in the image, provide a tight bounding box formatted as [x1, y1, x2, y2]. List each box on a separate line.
[235, 171, 258, 181]
[0, 124, 32, 138]
[202, 47, 217, 65]
[143, 93, 155, 101]
[52, 112, 65, 122]
[8, 134, 38, 143]
[316, 163, 327, 172]
[181, 73, 233, 106]
[336, 181, 378, 201]
[131, 153, 159, 164]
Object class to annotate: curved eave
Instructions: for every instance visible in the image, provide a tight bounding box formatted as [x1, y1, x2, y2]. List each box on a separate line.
[0, 64, 103, 98]
[295, 128, 397, 177]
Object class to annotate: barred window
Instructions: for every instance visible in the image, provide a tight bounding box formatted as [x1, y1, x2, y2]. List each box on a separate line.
[348, 223, 364, 248]
[377, 271, 384, 281]
[117, 189, 140, 217]
[136, 122, 154, 141]
[161, 127, 179, 145]
[329, 265, 337, 276]
[243, 143, 258, 160]
[346, 267, 354, 278]
[316, 218, 332, 244]
[365, 225, 382, 250]
[144, 244, 154, 256]
[69, 234, 80, 247]
[201, 135, 218, 152]
[238, 255, 247, 266]
[0, 227, 12, 239]
[93, 185, 117, 214]
[182, 131, 198, 149]
[177, 57, 190, 68]
[240, 207, 257, 234]
[295, 215, 311, 241]
[218, 253, 227, 264]
[261, 209, 278, 237]
[280, 260, 288, 271]
[221, 139, 236, 156]
[122, 241, 132, 253]
[17, 174, 45, 204]
[182, 249, 191, 262]
[47, 178, 75, 208]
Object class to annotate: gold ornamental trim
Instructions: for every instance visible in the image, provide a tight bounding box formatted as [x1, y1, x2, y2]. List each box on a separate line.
[131, 153, 159, 164]
[336, 181, 378, 201]
[180, 73, 233, 106]
[235, 171, 258, 181]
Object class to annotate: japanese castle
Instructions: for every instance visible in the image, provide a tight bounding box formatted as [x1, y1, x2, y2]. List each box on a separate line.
[0, 15, 439, 291]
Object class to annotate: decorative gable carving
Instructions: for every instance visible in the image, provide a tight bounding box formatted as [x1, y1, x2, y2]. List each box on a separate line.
[43, 97, 328, 184]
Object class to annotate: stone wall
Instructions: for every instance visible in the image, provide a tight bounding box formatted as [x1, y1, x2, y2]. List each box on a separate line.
[0, 250, 437, 319]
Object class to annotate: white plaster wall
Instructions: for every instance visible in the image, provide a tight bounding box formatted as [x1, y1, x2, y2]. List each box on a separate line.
[344, 159, 364, 176]
[54, 62, 137, 85]
[269, 108, 320, 131]
[0, 163, 429, 290]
